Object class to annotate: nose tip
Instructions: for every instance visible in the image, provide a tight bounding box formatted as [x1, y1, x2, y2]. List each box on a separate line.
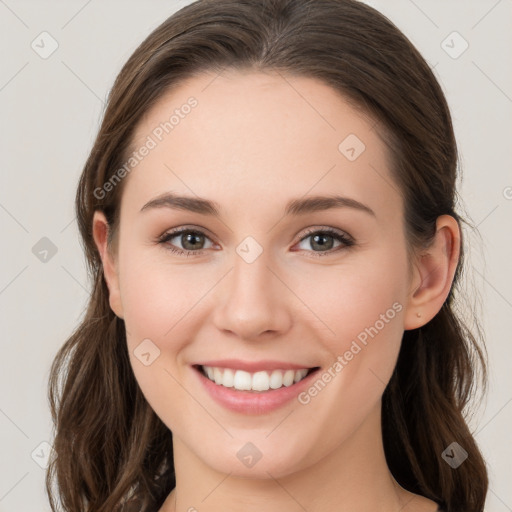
[211, 256, 293, 341]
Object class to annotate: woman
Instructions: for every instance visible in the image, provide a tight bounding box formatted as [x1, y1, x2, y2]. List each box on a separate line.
[46, 1, 488, 511]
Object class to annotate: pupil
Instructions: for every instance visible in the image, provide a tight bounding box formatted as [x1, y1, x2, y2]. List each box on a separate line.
[312, 234, 333, 251]
[183, 233, 203, 250]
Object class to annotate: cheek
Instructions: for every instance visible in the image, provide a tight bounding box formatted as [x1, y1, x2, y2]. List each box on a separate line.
[117, 248, 221, 406]
[302, 251, 406, 345]
[118, 253, 208, 430]
[322, 273, 404, 350]
[118, 244, 208, 342]
[296, 248, 408, 403]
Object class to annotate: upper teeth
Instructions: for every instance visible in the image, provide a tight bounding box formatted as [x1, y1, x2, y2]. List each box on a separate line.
[202, 366, 310, 391]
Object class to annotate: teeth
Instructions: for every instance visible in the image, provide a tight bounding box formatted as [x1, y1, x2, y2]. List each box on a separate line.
[202, 366, 310, 391]
[223, 368, 235, 387]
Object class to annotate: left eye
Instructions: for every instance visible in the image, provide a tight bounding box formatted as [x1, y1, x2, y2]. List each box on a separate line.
[295, 229, 353, 254]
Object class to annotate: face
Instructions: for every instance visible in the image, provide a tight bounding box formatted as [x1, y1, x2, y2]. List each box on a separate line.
[102, 70, 418, 478]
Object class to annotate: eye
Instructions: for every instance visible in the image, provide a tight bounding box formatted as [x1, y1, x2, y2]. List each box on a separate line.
[158, 227, 215, 256]
[157, 226, 354, 257]
[294, 227, 354, 257]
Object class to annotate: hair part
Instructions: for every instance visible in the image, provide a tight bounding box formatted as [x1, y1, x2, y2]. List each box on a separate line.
[47, 1, 488, 511]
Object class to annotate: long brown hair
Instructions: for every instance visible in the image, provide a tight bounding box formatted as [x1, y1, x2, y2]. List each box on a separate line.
[46, 1, 488, 511]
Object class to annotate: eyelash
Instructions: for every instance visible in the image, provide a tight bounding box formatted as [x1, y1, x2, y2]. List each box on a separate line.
[157, 226, 355, 258]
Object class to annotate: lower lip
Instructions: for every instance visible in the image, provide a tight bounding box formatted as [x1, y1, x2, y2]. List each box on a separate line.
[193, 366, 320, 415]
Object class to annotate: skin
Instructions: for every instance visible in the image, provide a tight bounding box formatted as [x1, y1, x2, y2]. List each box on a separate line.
[93, 70, 459, 512]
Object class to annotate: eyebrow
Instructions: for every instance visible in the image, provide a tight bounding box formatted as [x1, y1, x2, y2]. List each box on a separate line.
[140, 192, 375, 217]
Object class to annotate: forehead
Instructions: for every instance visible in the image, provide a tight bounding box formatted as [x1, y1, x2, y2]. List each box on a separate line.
[124, 70, 400, 224]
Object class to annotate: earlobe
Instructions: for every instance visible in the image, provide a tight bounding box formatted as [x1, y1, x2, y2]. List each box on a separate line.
[92, 211, 124, 319]
[404, 215, 460, 330]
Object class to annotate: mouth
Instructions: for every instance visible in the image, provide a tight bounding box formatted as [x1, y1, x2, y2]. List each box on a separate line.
[193, 364, 320, 393]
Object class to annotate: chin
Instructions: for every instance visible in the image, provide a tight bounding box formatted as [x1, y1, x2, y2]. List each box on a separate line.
[193, 433, 318, 480]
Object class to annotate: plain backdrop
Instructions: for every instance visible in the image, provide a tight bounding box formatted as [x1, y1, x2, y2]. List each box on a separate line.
[0, 1, 511, 511]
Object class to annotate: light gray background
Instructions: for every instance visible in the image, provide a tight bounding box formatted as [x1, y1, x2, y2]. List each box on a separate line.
[0, 1, 510, 511]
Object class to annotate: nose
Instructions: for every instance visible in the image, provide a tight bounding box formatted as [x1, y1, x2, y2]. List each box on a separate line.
[212, 249, 293, 341]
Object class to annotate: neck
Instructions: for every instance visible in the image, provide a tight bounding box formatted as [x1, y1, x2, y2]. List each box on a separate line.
[161, 403, 415, 512]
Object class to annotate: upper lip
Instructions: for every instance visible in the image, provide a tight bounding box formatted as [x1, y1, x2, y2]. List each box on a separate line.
[193, 359, 317, 372]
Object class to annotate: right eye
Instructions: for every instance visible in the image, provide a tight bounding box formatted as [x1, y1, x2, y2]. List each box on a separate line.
[158, 228, 216, 256]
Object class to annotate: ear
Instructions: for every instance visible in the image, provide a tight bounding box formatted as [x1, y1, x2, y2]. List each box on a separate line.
[92, 211, 124, 319]
[404, 214, 461, 330]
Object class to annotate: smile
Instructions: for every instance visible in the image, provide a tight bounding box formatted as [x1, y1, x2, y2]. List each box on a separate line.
[199, 365, 313, 392]
[192, 361, 321, 414]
